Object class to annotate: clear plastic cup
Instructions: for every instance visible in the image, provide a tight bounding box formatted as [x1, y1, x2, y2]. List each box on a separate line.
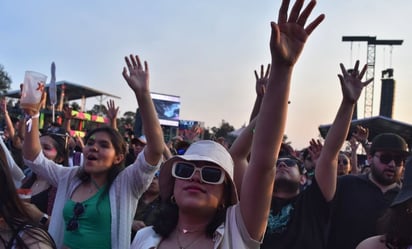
[20, 71, 47, 112]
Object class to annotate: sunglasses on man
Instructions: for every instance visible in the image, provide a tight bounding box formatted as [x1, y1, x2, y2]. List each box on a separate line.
[172, 162, 225, 185]
[374, 153, 405, 166]
[276, 158, 299, 168]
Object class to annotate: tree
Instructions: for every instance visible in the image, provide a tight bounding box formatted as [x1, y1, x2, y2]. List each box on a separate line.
[118, 110, 136, 136]
[210, 119, 235, 139]
[87, 104, 107, 115]
[0, 64, 12, 93]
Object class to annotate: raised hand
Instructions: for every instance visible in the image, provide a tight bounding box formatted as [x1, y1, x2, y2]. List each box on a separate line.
[308, 138, 323, 166]
[122, 54, 150, 94]
[338, 60, 373, 104]
[349, 136, 359, 152]
[62, 105, 75, 120]
[270, 0, 325, 66]
[106, 99, 119, 121]
[254, 64, 271, 96]
[351, 125, 369, 144]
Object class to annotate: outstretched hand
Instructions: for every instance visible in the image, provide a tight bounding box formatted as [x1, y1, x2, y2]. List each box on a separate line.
[122, 54, 150, 94]
[351, 125, 369, 143]
[106, 99, 119, 120]
[270, 0, 325, 66]
[308, 138, 323, 165]
[63, 105, 75, 120]
[338, 60, 373, 104]
[254, 64, 271, 96]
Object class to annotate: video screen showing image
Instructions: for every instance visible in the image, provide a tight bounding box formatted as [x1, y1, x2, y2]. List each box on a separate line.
[151, 93, 180, 126]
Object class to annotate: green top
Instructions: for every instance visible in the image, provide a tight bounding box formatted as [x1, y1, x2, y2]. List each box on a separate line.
[63, 187, 111, 249]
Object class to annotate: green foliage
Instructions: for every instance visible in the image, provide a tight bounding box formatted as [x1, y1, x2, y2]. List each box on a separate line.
[210, 119, 235, 139]
[87, 104, 107, 115]
[202, 128, 212, 140]
[0, 64, 12, 93]
[118, 110, 135, 136]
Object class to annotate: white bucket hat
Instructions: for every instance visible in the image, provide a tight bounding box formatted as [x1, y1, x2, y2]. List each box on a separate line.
[159, 140, 238, 206]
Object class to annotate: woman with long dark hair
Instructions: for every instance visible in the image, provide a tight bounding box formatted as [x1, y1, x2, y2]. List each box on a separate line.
[0, 141, 56, 249]
[21, 54, 164, 249]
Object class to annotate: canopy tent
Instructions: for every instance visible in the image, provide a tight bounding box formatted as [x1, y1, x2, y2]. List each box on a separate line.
[3, 80, 120, 101]
[3, 81, 120, 111]
[319, 115, 412, 150]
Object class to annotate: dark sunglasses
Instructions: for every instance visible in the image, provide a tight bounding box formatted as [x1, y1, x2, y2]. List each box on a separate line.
[66, 202, 85, 231]
[172, 162, 225, 184]
[375, 154, 404, 166]
[338, 159, 349, 165]
[276, 158, 298, 167]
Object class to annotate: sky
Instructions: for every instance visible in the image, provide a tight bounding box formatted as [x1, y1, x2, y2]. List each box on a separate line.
[1, 0, 411, 149]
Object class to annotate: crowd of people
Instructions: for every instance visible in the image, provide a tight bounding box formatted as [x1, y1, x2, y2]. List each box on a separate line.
[0, 0, 411, 248]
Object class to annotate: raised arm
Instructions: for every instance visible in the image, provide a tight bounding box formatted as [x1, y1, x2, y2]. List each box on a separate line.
[231, 65, 268, 194]
[229, 118, 257, 195]
[349, 136, 360, 175]
[249, 64, 270, 122]
[106, 99, 119, 131]
[1, 97, 16, 138]
[22, 94, 46, 161]
[62, 105, 74, 134]
[122, 54, 164, 165]
[315, 60, 373, 201]
[240, 0, 325, 240]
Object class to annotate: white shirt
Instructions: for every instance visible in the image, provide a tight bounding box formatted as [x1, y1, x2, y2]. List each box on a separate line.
[130, 204, 261, 249]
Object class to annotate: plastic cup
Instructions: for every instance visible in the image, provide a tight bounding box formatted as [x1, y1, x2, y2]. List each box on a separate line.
[17, 188, 32, 202]
[20, 71, 47, 112]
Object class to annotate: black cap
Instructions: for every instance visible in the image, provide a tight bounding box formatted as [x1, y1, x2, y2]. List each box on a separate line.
[369, 133, 409, 156]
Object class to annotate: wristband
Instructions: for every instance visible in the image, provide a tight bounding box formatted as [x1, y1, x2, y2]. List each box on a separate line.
[25, 113, 40, 132]
[39, 213, 49, 225]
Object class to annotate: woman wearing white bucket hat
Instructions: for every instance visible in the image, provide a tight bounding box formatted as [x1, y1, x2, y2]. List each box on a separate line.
[131, 0, 325, 248]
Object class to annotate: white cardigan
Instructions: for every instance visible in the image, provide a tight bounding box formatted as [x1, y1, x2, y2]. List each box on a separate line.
[24, 149, 161, 249]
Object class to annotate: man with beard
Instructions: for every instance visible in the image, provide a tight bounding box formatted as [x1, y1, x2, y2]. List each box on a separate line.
[230, 60, 372, 249]
[327, 133, 410, 249]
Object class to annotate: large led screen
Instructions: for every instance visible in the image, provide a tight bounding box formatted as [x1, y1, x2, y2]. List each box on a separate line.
[150, 92, 180, 127]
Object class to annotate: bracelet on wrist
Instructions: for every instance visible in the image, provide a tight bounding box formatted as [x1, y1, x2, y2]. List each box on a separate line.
[25, 113, 40, 132]
[39, 213, 49, 225]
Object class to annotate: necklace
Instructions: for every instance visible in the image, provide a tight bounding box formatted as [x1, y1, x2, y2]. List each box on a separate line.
[89, 178, 101, 193]
[176, 230, 204, 249]
[178, 227, 201, 234]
